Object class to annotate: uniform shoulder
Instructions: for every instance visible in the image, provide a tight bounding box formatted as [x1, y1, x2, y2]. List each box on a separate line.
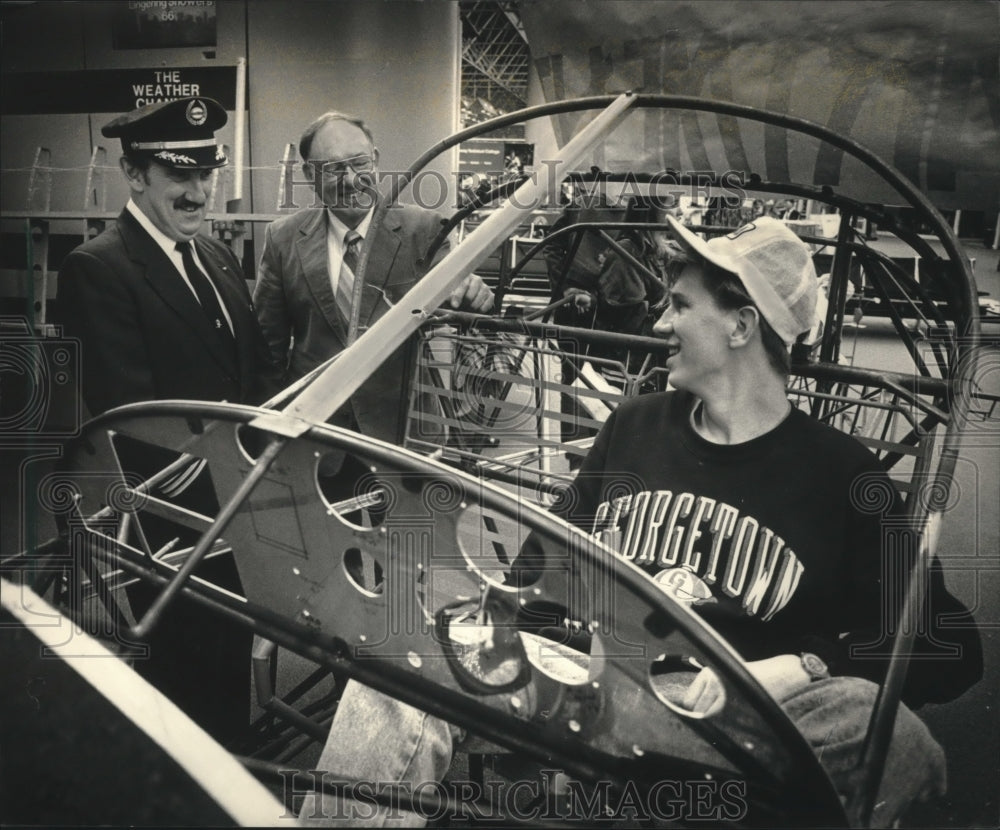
[66, 222, 124, 257]
[195, 233, 242, 268]
[59, 223, 128, 272]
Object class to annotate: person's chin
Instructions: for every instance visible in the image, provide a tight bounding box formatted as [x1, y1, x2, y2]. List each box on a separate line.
[174, 225, 201, 240]
[665, 363, 688, 389]
[173, 209, 204, 233]
[327, 204, 369, 225]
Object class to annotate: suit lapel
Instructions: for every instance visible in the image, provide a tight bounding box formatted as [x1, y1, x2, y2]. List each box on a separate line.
[194, 238, 251, 376]
[118, 211, 238, 375]
[295, 208, 345, 339]
[360, 208, 402, 327]
[292, 205, 406, 337]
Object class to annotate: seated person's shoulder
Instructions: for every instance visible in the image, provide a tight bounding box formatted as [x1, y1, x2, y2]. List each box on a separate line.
[787, 405, 886, 467]
[614, 389, 684, 427]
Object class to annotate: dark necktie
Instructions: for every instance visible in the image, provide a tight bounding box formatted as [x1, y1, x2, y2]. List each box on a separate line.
[176, 241, 237, 356]
[336, 229, 363, 323]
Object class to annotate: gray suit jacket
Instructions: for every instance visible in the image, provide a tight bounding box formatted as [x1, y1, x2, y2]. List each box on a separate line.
[254, 203, 448, 443]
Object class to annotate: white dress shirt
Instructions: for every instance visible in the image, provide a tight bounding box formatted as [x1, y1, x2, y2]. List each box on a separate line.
[325, 208, 374, 296]
[126, 200, 234, 333]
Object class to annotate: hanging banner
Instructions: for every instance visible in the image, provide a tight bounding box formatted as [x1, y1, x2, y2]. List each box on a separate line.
[517, 0, 1000, 209]
[1, 66, 239, 114]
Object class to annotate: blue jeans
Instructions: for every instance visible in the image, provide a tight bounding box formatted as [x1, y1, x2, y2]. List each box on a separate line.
[298, 680, 464, 827]
[298, 675, 945, 828]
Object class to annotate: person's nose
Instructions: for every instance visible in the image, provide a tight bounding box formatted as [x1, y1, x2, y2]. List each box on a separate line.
[652, 305, 674, 337]
[185, 175, 209, 203]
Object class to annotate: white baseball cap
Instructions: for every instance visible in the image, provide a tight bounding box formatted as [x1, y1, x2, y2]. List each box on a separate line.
[665, 216, 818, 346]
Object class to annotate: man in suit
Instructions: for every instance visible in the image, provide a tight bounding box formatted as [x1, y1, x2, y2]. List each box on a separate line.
[59, 97, 278, 416]
[56, 97, 278, 744]
[254, 111, 493, 452]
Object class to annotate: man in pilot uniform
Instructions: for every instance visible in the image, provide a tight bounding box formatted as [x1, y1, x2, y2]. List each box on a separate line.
[58, 96, 277, 416]
[57, 97, 278, 743]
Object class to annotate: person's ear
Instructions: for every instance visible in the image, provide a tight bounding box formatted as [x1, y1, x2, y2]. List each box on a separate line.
[119, 157, 146, 194]
[729, 305, 760, 349]
[371, 146, 380, 169]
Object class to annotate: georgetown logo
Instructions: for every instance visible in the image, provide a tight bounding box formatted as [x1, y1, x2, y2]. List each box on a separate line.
[654, 568, 716, 606]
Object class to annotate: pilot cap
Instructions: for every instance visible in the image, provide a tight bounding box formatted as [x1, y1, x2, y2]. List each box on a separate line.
[102, 97, 228, 169]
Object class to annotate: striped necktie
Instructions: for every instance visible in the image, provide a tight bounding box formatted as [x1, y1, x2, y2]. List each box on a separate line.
[336, 229, 363, 324]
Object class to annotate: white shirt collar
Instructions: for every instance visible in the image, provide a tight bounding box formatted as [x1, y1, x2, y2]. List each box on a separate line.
[326, 208, 374, 248]
[124, 200, 233, 331]
[125, 199, 190, 260]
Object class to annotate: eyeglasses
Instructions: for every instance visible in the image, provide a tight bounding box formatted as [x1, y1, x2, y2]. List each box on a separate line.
[309, 154, 376, 177]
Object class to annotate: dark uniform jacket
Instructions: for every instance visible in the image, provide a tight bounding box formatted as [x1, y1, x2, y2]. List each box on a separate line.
[58, 208, 279, 417]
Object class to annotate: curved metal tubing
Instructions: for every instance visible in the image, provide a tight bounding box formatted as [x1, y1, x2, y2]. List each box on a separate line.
[386, 94, 979, 345]
[66, 399, 848, 826]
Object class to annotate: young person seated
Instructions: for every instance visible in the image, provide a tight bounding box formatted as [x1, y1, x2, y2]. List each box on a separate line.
[299, 218, 982, 828]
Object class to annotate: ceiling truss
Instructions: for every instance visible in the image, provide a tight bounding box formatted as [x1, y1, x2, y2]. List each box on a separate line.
[460, 0, 530, 118]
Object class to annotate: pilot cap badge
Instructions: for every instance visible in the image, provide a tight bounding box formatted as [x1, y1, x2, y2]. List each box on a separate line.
[102, 96, 228, 169]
